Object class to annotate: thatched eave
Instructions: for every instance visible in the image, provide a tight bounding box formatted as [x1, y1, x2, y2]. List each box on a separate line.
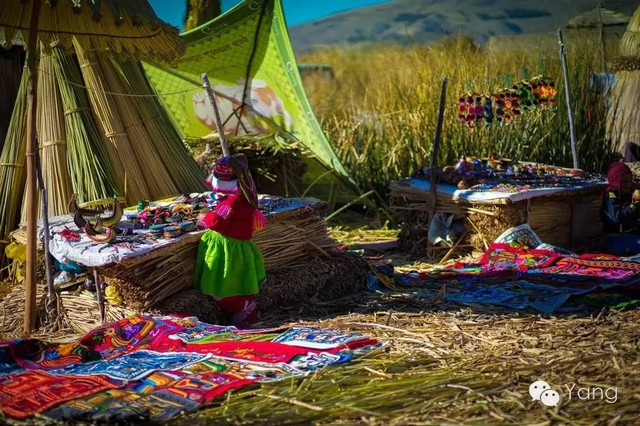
[567, 7, 630, 29]
[0, 0, 184, 61]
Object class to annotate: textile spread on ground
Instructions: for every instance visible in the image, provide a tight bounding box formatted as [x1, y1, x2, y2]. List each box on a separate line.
[0, 315, 380, 421]
[368, 225, 640, 313]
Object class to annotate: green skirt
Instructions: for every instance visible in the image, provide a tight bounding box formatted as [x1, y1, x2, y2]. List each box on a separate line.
[194, 230, 265, 298]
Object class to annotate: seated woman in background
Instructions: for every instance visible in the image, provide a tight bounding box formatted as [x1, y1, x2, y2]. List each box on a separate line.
[600, 163, 640, 255]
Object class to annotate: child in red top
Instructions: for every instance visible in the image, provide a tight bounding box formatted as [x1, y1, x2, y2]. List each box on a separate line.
[194, 154, 266, 327]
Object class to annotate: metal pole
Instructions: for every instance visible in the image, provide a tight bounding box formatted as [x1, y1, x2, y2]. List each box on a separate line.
[201, 73, 230, 157]
[427, 76, 449, 255]
[24, 0, 42, 333]
[35, 146, 56, 320]
[557, 30, 580, 169]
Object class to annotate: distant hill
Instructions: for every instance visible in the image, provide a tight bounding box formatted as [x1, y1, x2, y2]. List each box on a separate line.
[289, 0, 637, 52]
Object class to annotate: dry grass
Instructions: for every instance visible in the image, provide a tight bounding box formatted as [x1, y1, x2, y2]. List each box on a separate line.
[300, 37, 618, 198]
[179, 290, 640, 425]
[1, 234, 638, 425]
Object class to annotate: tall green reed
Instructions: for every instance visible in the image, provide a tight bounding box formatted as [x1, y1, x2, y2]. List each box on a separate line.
[301, 36, 618, 198]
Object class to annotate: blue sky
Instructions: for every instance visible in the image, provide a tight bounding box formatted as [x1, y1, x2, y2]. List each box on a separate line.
[149, 0, 390, 29]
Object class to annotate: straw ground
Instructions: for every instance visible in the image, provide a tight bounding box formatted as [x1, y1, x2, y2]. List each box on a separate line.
[183, 291, 640, 425]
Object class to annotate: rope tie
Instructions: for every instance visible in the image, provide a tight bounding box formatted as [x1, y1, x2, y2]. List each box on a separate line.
[64, 107, 91, 116]
[40, 140, 66, 149]
[104, 131, 127, 138]
[0, 163, 24, 168]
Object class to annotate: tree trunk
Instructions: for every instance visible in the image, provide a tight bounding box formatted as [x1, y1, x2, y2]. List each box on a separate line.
[184, 0, 221, 31]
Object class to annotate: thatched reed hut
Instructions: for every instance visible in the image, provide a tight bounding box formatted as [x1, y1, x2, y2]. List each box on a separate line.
[608, 5, 640, 152]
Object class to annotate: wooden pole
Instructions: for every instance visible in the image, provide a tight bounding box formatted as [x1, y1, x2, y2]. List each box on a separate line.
[201, 73, 230, 157]
[557, 30, 580, 170]
[35, 147, 56, 320]
[24, 0, 42, 334]
[598, 3, 607, 74]
[93, 269, 105, 324]
[427, 76, 448, 257]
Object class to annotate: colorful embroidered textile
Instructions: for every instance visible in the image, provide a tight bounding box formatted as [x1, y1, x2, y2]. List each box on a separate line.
[45, 373, 255, 422]
[478, 244, 560, 271]
[272, 327, 371, 350]
[167, 322, 237, 344]
[48, 351, 209, 381]
[368, 235, 640, 313]
[0, 371, 118, 419]
[0, 316, 377, 421]
[184, 359, 303, 382]
[533, 256, 640, 282]
[185, 341, 314, 364]
[494, 223, 542, 249]
[6, 316, 186, 371]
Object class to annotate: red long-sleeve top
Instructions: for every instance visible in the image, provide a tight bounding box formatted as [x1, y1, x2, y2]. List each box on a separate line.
[202, 192, 263, 241]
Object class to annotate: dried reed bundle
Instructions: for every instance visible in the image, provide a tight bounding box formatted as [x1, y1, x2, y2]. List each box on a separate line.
[105, 244, 200, 311]
[0, 254, 48, 337]
[112, 58, 206, 192]
[74, 39, 149, 204]
[52, 43, 118, 204]
[148, 289, 225, 324]
[0, 47, 22, 153]
[0, 66, 27, 266]
[467, 204, 525, 249]
[257, 253, 366, 312]
[59, 290, 127, 335]
[619, 6, 640, 58]
[254, 214, 338, 269]
[190, 134, 306, 196]
[20, 51, 72, 223]
[607, 71, 640, 150]
[97, 52, 178, 200]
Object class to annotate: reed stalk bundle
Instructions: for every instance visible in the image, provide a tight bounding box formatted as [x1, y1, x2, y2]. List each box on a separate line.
[113, 58, 206, 193]
[257, 253, 366, 312]
[607, 71, 640, 150]
[619, 6, 640, 58]
[59, 290, 127, 335]
[97, 53, 178, 200]
[0, 66, 28, 266]
[190, 134, 305, 196]
[20, 51, 72, 223]
[52, 43, 118, 204]
[73, 39, 149, 204]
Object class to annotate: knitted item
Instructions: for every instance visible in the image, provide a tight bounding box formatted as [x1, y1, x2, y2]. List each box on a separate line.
[206, 156, 237, 193]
